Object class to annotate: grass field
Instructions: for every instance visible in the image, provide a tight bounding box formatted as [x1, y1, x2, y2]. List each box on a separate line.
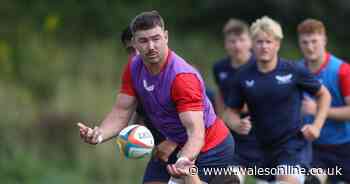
[0, 31, 301, 183]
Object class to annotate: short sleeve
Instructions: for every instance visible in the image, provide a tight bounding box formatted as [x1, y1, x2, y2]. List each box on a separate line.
[120, 62, 136, 96]
[213, 64, 221, 87]
[295, 63, 321, 95]
[171, 73, 204, 112]
[225, 75, 244, 109]
[339, 63, 350, 98]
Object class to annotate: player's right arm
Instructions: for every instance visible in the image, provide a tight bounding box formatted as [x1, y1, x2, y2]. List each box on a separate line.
[214, 91, 226, 117]
[212, 63, 225, 117]
[297, 63, 331, 141]
[223, 76, 251, 135]
[78, 62, 137, 144]
[224, 108, 251, 135]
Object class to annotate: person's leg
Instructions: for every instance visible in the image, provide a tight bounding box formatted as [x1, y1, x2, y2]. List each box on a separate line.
[255, 178, 270, 184]
[326, 143, 350, 183]
[209, 174, 240, 184]
[143, 157, 173, 184]
[308, 144, 329, 184]
[164, 134, 236, 184]
[275, 135, 311, 184]
[305, 175, 324, 184]
[276, 173, 305, 184]
[196, 134, 236, 183]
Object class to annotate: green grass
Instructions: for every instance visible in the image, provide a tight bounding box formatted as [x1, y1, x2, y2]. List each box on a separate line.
[0, 31, 301, 183]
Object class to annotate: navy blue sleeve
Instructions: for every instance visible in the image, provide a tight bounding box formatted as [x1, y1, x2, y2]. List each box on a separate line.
[224, 75, 244, 109]
[212, 63, 220, 87]
[205, 87, 216, 105]
[295, 63, 321, 95]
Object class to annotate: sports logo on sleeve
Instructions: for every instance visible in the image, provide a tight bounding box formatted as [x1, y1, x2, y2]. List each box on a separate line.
[219, 72, 228, 80]
[275, 74, 293, 84]
[245, 80, 255, 88]
[143, 79, 154, 91]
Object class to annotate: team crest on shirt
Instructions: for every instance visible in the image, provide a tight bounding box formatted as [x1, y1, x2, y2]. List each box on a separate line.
[245, 80, 255, 87]
[219, 72, 228, 80]
[275, 74, 293, 84]
[143, 79, 154, 91]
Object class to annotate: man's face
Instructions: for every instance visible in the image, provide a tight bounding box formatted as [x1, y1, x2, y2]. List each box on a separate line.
[224, 33, 252, 61]
[252, 31, 280, 63]
[132, 26, 168, 65]
[298, 33, 326, 62]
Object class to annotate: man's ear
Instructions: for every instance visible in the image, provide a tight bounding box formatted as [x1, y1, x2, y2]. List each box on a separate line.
[276, 39, 282, 52]
[164, 30, 169, 43]
[131, 36, 135, 44]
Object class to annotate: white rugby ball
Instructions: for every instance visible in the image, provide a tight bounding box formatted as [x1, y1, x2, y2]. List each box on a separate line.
[116, 125, 154, 159]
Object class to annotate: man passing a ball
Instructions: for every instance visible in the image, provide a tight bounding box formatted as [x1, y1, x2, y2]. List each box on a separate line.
[78, 10, 235, 184]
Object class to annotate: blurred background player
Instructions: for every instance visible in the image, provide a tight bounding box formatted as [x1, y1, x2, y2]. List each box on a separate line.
[212, 18, 269, 184]
[225, 16, 331, 184]
[78, 11, 235, 184]
[121, 26, 138, 56]
[298, 18, 350, 184]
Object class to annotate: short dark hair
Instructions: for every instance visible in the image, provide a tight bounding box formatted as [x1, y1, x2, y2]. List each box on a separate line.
[223, 18, 250, 37]
[120, 26, 133, 46]
[130, 10, 165, 34]
[120, 26, 136, 54]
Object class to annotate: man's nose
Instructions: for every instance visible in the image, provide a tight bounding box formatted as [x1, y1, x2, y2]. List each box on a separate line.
[261, 42, 268, 49]
[148, 41, 155, 49]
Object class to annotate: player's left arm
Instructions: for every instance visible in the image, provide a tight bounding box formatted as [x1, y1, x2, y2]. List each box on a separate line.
[171, 73, 206, 161]
[178, 111, 205, 160]
[327, 63, 350, 121]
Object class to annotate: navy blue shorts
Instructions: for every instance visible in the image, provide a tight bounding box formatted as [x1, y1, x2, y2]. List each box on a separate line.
[260, 133, 312, 174]
[143, 134, 235, 183]
[312, 143, 350, 182]
[232, 135, 263, 168]
[232, 137, 272, 181]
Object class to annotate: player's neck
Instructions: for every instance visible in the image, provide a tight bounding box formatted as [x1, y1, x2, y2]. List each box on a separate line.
[230, 52, 251, 69]
[257, 56, 278, 73]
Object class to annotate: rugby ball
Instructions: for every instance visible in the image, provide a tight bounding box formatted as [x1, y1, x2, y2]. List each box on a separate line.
[116, 125, 154, 159]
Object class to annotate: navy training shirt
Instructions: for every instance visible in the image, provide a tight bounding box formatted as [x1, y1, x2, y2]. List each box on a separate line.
[214, 56, 254, 102]
[226, 58, 321, 147]
[213, 56, 257, 142]
[213, 57, 235, 102]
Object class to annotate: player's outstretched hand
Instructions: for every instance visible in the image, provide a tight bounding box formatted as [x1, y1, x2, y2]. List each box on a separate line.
[167, 157, 195, 177]
[77, 122, 103, 145]
[301, 124, 320, 141]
